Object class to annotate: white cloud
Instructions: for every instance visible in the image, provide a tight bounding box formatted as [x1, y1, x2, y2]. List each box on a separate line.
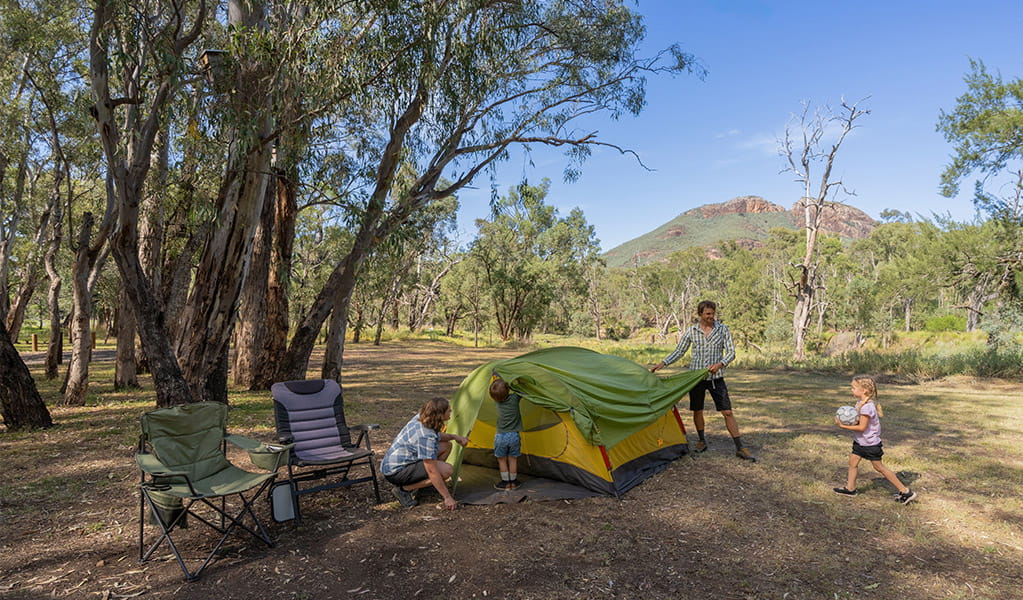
[736, 133, 778, 156]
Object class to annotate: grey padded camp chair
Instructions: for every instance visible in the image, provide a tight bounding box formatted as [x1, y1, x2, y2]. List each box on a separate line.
[271, 379, 382, 521]
[136, 401, 290, 581]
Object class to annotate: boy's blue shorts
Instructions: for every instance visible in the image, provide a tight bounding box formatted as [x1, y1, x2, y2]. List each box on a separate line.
[494, 431, 521, 458]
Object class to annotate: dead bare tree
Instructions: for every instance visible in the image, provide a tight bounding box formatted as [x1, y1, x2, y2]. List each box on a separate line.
[780, 98, 869, 360]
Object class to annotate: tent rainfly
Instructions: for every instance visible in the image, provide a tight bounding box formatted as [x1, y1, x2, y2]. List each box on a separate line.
[446, 346, 708, 497]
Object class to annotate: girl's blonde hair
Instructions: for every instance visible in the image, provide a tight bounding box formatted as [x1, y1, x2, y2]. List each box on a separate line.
[852, 374, 883, 417]
[418, 397, 450, 432]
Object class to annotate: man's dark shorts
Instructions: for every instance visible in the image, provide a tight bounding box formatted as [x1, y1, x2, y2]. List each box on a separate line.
[851, 441, 884, 461]
[689, 378, 732, 412]
[384, 461, 428, 487]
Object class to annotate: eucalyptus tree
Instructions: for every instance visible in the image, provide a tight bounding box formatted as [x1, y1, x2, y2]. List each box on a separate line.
[88, 0, 206, 406]
[437, 252, 488, 343]
[470, 179, 598, 340]
[3, 1, 98, 387]
[0, 0, 55, 424]
[85, 0, 694, 401]
[919, 218, 1008, 334]
[780, 99, 869, 360]
[22, 27, 107, 406]
[581, 259, 612, 339]
[718, 242, 770, 350]
[0, 0, 37, 331]
[938, 58, 1023, 346]
[938, 59, 1023, 223]
[854, 221, 935, 334]
[543, 205, 602, 335]
[637, 246, 717, 337]
[88, 0, 340, 404]
[394, 196, 460, 333]
[275, 0, 696, 381]
[1, 316, 51, 431]
[0, 78, 32, 337]
[287, 209, 346, 316]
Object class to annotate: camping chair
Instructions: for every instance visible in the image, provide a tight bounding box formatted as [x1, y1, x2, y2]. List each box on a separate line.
[136, 401, 290, 581]
[271, 379, 382, 521]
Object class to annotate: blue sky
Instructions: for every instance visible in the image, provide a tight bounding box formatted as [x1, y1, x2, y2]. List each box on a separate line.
[454, 1, 1023, 252]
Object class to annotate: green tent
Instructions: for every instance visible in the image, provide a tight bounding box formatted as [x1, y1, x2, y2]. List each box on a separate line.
[447, 347, 708, 497]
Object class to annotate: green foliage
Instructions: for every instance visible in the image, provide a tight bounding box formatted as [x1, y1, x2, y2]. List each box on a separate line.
[469, 179, 600, 340]
[937, 58, 1023, 216]
[719, 243, 770, 346]
[924, 314, 967, 332]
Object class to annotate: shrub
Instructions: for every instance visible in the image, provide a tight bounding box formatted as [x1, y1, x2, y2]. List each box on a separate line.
[924, 314, 966, 332]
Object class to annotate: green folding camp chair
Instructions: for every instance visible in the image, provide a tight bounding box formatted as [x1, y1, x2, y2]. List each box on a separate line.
[136, 401, 291, 581]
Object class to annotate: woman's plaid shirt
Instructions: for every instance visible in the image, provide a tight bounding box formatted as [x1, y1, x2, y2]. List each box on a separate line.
[662, 321, 736, 380]
[380, 414, 439, 476]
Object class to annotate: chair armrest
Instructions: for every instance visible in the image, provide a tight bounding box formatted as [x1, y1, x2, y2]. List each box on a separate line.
[226, 435, 294, 471]
[349, 424, 379, 451]
[224, 433, 262, 450]
[137, 453, 199, 495]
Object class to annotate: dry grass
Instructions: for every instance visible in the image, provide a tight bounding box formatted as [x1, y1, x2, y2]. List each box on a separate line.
[1, 341, 1021, 599]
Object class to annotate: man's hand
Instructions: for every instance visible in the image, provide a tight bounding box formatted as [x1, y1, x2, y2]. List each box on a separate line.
[441, 496, 458, 511]
[650, 362, 664, 373]
[708, 362, 723, 374]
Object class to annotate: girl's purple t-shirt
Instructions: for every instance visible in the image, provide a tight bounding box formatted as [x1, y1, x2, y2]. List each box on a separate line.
[854, 401, 882, 446]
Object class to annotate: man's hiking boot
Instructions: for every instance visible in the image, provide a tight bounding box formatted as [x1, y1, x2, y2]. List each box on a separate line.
[833, 487, 858, 496]
[735, 447, 756, 462]
[391, 483, 418, 508]
[895, 489, 917, 504]
[693, 441, 708, 453]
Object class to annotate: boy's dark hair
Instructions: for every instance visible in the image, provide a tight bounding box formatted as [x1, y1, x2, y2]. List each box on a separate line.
[489, 377, 509, 403]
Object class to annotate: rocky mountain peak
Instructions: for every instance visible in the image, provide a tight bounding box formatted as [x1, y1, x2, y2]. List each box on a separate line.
[789, 199, 876, 239]
[683, 195, 785, 218]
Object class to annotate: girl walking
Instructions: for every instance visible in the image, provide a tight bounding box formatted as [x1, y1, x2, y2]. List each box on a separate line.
[833, 374, 917, 504]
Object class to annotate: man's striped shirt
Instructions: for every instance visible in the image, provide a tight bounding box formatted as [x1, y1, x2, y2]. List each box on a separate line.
[663, 321, 736, 380]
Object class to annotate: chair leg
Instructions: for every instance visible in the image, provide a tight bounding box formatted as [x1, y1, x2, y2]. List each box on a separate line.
[138, 489, 145, 561]
[284, 465, 303, 523]
[368, 460, 382, 503]
[290, 479, 302, 523]
[139, 480, 275, 582]
[139, 491, 200, 581]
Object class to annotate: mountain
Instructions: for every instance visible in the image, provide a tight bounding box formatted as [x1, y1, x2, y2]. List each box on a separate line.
[602, 195, 877, 268]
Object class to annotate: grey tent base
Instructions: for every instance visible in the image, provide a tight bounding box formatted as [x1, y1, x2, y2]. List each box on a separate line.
[453, 464, 601, 505]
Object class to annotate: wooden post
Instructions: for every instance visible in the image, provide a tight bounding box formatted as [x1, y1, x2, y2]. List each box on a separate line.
[91, 330, 96, 349]
[32, 333, 38, 351]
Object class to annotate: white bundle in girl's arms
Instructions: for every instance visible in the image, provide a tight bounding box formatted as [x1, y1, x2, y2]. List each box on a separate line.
[836, 405, 859, 426]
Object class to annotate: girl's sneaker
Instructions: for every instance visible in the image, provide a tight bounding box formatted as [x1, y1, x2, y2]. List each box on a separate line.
[832, 487, 858, 496]
[895, 489, 917, 504]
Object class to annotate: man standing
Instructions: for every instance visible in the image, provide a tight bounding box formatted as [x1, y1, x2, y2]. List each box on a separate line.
[650, 300, 755, 462]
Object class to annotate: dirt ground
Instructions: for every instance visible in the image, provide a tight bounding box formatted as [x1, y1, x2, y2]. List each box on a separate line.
[2, 341, 1021, 599]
